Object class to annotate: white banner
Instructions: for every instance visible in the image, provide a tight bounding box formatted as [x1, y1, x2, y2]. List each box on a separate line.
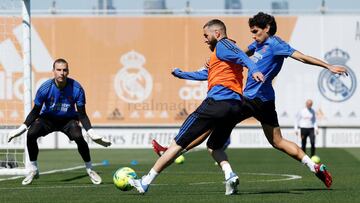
[325, 128, 360, 147]
[2, 127, 356, 149]
[275, 16, 359, 127]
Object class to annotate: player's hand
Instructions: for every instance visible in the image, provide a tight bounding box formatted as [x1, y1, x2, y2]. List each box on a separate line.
[295, 130, 299, 136]
[328, 65, 348, 76]
[171, 68, 182, 77]
[204, 58, 210, 69]
[8, 124, 27, 143]
[87, 129, 111, 147]
[252, 71, 265, 82]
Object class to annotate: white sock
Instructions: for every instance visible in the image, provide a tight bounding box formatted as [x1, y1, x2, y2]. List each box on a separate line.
[221, 162, 233, 180]
[30, 161, 38, 171]
[85, 161, 92, 173]
[301, 155, 316, 173]
[142, 168, 159, 185]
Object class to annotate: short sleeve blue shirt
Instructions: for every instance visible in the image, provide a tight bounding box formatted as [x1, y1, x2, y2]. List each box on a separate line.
[244, 36, 295, 101]
[34, 78, 86, 118]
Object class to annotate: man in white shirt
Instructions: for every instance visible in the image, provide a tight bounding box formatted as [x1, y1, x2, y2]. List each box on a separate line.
[295, 99, 318, 157]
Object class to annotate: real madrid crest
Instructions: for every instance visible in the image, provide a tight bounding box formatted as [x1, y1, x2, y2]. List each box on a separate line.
[114, 51, 153, 103]
[318, 48, 357, 102]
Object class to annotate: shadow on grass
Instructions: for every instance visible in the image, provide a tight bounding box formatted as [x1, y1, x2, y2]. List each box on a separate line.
[240, 188, 332, 195]
[60, 174, 89, 182]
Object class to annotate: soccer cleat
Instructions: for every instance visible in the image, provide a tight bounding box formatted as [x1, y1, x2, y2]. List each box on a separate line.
[22, 170, 39, 185]
[225, 172, 239, 195]
[314, 164, 332, 188]
[152, 139, 168, 157]
[128, 177, 149, 194]
[87, 169, 102, 185]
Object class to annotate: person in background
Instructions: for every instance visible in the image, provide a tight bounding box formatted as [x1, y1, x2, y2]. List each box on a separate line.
[295, 99, 318, 157]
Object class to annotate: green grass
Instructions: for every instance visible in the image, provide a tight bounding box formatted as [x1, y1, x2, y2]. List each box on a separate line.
[1, 148, 359, 203]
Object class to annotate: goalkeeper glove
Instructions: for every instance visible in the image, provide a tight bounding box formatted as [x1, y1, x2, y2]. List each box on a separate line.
[8, 124, 27, 143]
[87, 129, 111, 147]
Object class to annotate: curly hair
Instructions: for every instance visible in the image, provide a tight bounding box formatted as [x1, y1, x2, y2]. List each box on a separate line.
[248, 12, 277, 36]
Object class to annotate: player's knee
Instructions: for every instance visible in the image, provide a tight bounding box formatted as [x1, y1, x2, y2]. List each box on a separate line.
[72, 132, 85, 142]
[27, 128, 39, 142]
[206, 141, 222, 151]
[271, 138, 284, 150]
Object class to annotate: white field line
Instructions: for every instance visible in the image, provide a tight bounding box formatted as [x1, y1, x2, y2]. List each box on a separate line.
[189, 173, 302, 185]
[0, 163, 103, 182]
[0, 166, 302, 190]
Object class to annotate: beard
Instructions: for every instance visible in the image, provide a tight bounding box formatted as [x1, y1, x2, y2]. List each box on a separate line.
[208, 38, 218, 51]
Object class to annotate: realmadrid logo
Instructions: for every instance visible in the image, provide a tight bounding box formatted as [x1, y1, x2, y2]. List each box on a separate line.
[318, 48, 357, 102]
[114, 51, 153, 103]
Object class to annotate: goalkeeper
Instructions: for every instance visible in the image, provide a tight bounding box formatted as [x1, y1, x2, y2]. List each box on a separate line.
[8, 58, 111, 185]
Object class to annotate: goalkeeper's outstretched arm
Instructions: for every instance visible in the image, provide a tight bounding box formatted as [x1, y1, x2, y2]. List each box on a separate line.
[8, 104, 41, 142]
[77, 105, 92, 131]
[24, 105, 42, 126]
[78, 105, 111, 147]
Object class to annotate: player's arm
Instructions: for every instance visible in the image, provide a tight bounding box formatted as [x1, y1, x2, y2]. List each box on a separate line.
[172, 68, 208, 81]
[77, 105, 111, 147]
[77, 105, 92, 131]
[245, 41, 256, 57]
[7, 104, 42, 143]
[8, 84, 47, 143]
[245, 48, 254, 57]
[76, 86, 111, 147]
[290, 51, 348, 75]
[216, 39, 264, 82]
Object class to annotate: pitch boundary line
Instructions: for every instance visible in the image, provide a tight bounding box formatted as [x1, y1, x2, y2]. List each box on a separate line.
[0, 162, 103, 182]
[0, 167, 302, 190]
[189, 173, 302, 185]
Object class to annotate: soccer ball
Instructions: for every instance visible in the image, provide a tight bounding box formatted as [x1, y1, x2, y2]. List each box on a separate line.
[174, 155, 185, 164]
[311, 155, 321, 164]
[113, 167, 137, 191]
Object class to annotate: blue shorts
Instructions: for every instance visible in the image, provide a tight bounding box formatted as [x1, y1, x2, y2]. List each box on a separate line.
[174, 98, 243, 149]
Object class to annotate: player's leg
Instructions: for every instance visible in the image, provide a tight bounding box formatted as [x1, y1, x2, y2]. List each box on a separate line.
[258, 99, 332, 188]
[300, 128, 307, 153]
[23, 118, 54, 185]
[130, 98, 234, 194]
[152, 129, 212, 156]
[62, 120, 102, 184]
[309, 128, 316, 157]
[129, 141, 184, 193]
[130, 115, 212, 194]
[262, 124, 306, 160]
[206, 119, 239, 195]
[261, 124, 332, 188]
[130, 99, 218, 194]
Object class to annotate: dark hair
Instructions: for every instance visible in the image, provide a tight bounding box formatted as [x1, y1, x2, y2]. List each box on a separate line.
[53, 58, 68, 70]
[248, 12, 277, 36]
[203, 19, 227, 35]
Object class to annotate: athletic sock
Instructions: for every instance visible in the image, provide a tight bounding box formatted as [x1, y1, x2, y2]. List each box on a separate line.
[221, 162, 233, 180]
[85, 161, 92, 173]
[30, 161, 38, 171]
[301, 155, 316, 173]
[142, 168, 159, 185]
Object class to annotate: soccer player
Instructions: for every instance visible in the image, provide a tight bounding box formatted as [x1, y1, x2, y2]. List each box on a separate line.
[129, 19, 264, 195]
[295, 99, 318, 157]
[7, 58, 111, 185]
[152, 12, 348, 190]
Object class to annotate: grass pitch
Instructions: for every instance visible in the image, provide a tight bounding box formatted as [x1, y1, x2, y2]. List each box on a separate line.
[0, 148, 359, 203]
